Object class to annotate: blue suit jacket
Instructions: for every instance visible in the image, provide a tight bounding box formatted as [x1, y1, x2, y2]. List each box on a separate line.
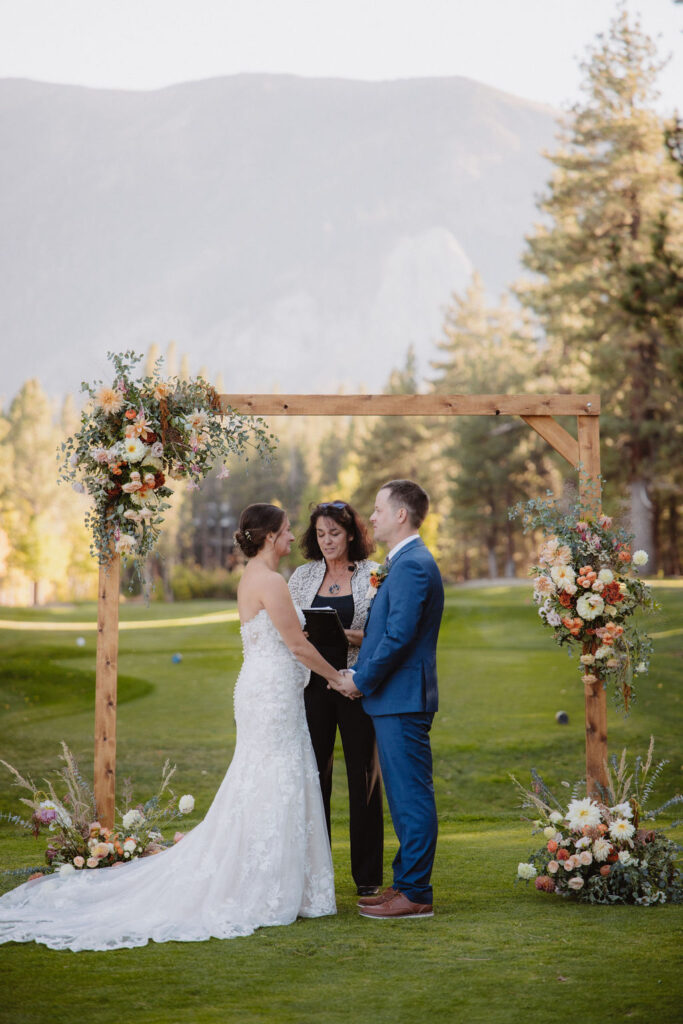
[353, 538, 444, 716]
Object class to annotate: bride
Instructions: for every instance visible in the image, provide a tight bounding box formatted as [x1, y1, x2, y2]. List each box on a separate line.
[0, 503, 346, 951]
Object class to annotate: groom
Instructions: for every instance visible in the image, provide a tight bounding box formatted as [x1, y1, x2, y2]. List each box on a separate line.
[333, 479, 444, 919]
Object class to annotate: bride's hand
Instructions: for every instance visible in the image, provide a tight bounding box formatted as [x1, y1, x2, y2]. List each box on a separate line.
[328, 669, 362, 699]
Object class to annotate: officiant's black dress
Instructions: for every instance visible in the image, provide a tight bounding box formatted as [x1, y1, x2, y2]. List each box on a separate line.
[305, 592, 383, 891]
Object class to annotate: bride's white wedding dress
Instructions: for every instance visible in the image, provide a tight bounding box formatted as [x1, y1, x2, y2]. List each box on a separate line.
[0, 608, 336, 951]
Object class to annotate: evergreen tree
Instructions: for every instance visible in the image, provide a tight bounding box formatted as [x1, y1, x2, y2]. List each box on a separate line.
[432, 274, 555, 579]
[518, 7, 683, 566]
[350, 348, 437, 549]
[0, 381, 70, 603]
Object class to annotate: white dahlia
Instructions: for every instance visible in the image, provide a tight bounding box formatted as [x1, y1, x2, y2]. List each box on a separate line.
[609, 819, 635, 842]
[565, 797, 602, 831]
[592, 838, 612, 862]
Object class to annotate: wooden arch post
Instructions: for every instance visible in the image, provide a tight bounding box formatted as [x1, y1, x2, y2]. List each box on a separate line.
[94, 392, 604, 825]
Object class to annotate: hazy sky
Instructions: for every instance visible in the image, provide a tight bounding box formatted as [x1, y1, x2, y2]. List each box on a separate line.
[1, 0, 681, 111]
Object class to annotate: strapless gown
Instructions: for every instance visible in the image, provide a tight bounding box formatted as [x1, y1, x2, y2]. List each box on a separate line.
[0, 608, 336, 950]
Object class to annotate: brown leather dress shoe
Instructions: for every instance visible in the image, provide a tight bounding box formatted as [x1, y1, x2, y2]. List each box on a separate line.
[356, 886, 398, 908]
[358, 891, 433, 919]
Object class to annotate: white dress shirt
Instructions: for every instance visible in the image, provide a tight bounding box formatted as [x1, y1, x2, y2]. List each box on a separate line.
[387, 534, 420, 563]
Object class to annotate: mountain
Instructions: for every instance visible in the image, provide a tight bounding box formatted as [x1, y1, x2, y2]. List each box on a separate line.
[0, 74, 557, 400]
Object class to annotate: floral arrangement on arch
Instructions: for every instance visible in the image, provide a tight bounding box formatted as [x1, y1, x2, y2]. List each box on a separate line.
[512, 739, 682, 906]
[511, 494, 656, 712]
[61, 350, 274, 567]
[1, 744, 195, 877]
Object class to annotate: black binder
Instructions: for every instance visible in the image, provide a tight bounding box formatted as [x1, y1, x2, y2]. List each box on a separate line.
[302, 607, 349, 670]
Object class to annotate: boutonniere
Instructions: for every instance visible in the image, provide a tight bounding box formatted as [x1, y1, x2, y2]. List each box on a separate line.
[366, 563, 390, 601]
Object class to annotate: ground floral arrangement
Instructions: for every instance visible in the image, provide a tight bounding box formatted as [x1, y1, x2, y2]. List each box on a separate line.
[513, 740, 682, 905]
[511, 494, 656, 712]
[1, 743, 194, 877]
[61, 350, 274, 571]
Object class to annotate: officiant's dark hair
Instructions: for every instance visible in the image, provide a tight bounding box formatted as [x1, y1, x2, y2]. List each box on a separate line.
[235, 503, 287, 558]
[381, 480, 429, 528]
[300, 501, 374, 562]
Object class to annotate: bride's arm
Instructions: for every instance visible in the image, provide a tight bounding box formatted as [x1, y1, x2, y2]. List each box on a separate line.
[264, 575, 348, 687]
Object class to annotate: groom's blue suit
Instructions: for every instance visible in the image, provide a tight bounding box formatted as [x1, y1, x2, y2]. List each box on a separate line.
[352, 537, 444, 905]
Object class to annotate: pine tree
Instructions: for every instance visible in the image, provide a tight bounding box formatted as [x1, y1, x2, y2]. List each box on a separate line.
[518, 7, 683, 566]
[350, 348, 437, 546]
[432, 275, 554, 579]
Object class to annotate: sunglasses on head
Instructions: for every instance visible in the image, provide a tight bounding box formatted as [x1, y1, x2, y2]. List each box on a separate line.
[318, 501, 348, 511]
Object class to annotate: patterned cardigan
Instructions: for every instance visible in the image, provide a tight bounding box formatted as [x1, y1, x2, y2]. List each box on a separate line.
[287, 558, 379, 669]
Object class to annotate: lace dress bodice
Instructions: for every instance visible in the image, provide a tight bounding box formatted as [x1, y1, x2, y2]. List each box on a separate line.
[0, 608, 336, 951]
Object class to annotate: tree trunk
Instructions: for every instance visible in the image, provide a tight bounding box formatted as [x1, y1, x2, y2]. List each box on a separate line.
[629, 479, 656, 571]
[487, 545, 499, 579]
[667, 495, 681, 576]
[504, 518, 516, 577]
[462, 545, 470, 582]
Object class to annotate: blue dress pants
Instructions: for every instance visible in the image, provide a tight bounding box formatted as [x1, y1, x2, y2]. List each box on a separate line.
[371, 712, 437, 905]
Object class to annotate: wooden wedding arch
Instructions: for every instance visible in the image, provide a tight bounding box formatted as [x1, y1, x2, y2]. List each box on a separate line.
[94, 392, 603, 827]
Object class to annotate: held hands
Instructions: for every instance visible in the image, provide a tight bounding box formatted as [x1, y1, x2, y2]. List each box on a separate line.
[328, 668, 362, 700]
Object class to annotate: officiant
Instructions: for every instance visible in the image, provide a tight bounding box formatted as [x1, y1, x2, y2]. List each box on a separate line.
[288, 501, 384, 896]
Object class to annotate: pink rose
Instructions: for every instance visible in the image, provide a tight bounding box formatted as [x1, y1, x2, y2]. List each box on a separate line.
[547, 860, 559, 874]
[579, 851, 593, 866]
[567, 876, 585, 890]
[73, 856, 85, 869]
[86, 857, 99, 868]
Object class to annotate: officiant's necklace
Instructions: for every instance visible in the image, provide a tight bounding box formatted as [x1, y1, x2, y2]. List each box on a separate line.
[325, 564, 354, 594]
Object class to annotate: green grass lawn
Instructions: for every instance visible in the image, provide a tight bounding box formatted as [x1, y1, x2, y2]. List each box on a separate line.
[0, 584, 681, 1024]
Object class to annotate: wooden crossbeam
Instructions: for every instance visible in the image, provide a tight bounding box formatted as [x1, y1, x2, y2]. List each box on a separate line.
[219, 394, 600, 417]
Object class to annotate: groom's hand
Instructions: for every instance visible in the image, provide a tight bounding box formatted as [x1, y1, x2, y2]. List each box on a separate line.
[329, 670, 362, 699]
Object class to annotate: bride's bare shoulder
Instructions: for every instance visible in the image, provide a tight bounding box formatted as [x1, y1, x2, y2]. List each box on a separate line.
[237, 563, 288, 620]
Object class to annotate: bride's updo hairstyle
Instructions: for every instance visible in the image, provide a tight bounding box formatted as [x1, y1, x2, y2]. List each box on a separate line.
[234, 504, 287, 558]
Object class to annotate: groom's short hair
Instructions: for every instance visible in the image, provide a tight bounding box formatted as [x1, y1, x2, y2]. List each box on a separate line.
[381, 480, 429, 528]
